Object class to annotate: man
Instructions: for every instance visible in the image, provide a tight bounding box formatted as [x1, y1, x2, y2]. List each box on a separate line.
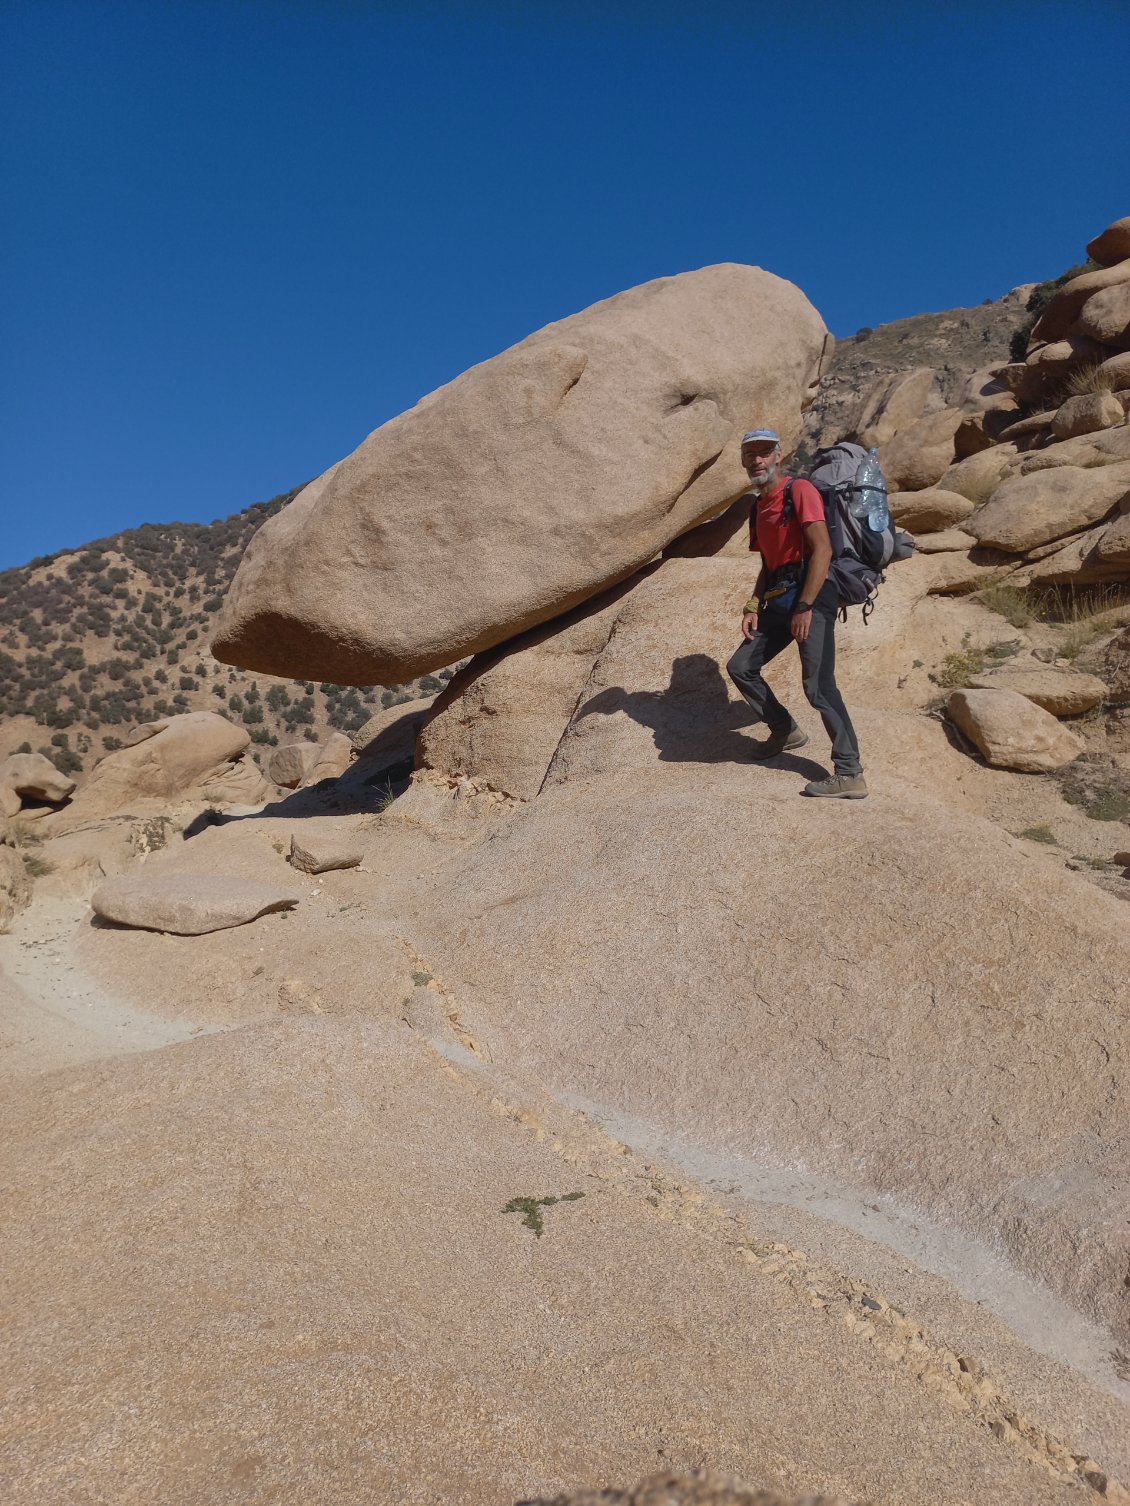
[725, 428, 867, 799]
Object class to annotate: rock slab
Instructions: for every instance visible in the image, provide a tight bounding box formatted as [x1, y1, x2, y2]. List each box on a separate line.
[92, 874, 299, 934]
[288, 835, 363, 875]
[213, 264, 831, 685]
[947, 688, 1085, 771]
[965, 665, 1107, 716]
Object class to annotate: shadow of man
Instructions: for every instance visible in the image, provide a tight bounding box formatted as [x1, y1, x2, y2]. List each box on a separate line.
[576, 654, 827, 777]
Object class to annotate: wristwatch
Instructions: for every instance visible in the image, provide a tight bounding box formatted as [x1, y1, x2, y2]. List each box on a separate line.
[794, 602, 813, 613]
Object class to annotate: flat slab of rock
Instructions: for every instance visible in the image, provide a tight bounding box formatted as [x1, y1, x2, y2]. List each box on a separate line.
[288, 835, 363, 875]
[889, 487, 975, 532]
[212, 264, 830, 685]
[965, 664, 1107, 716]
[965, 461, 1130, 553]
[92, 874, 299, 934]
[947, 688, 1084, 772]
[911, 527, 978, 554]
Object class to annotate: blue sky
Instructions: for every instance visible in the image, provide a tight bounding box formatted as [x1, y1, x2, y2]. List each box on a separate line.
[2, 0, 1128, 569]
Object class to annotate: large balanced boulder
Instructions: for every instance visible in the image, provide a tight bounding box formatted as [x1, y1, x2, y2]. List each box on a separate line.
[212, 265, 831, 686]
[947, 688, 1084, 771]
[65, 713, 250, 818]
[92, 873, 299, 934]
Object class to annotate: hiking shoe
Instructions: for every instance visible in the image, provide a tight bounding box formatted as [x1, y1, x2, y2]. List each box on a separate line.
[747, 727, 809, 760]
[802, 773, 869, 799]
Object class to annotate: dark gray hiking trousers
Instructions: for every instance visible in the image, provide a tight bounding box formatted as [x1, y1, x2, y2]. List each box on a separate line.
[726, 582, 863, 776]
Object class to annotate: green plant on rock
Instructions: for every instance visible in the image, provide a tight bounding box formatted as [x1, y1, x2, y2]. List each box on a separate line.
[502, 1191, 585, 1239]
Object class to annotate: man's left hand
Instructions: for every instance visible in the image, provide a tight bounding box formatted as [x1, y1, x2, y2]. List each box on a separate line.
[791, 608, 812, 643]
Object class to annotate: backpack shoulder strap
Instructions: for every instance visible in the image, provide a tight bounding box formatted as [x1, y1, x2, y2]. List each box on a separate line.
[782, 479, 795, 522]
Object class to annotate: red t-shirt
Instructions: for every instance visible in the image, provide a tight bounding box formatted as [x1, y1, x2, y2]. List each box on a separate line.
[748, 478, 825, 571]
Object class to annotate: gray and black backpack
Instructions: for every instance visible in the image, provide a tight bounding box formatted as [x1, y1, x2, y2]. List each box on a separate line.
[785, 440, 914, 622]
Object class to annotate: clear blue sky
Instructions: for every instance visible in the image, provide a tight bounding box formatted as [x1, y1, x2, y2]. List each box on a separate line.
[2, 0, 1128, 569]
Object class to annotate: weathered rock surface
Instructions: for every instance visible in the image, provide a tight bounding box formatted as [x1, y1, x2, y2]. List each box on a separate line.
[64, 713, 250, 819]
[352, 697, 435, 773]
[0, 753, 77, 808]
[288, 834, 363, 875]
[418, 579, 637, 800]
[1099, 350, 1130, 387]
[0, 845, 32, 932]
[879, 406, 962, 491]
[965, 664, 1107, 716]
[91, 873, 299, 934]
[212, 265, 831, 685]
[1031, 258, 1130, 343]
[911, 528, 978, 553]
[303, 731, 354, 786]
[1087, 215, 1130, 267]
[937, 445, 1019, 504]
[1023, 523, 1116, 587]
[1051, 390, 1125, 440]
[855, 365, 940, 448]
[2, 1015, 1089, 1506]
[526, 1472, 844, 1506]
[947, 688, 1085, 771]
[269, 742, 319, 789]
[888, 487, 975, 533]
[1075, 281, 1130, 349]
[965, 462, 1130, 553]
[926, 550, 1018, 595]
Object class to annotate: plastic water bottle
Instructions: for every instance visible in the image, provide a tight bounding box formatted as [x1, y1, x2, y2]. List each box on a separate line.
[854, 448, 889, 531]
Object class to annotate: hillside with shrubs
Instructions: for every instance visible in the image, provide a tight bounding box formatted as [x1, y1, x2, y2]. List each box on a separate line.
[0, 488, 451, 778]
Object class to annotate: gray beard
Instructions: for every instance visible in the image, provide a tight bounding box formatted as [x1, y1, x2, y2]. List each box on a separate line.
[747, 463, 780, 497]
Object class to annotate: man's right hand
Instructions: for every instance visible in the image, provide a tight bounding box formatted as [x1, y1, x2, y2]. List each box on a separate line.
[741, 611, 759, 641]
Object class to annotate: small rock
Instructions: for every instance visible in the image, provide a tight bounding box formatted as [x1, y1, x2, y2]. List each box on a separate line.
[277, 978, 323, 1014]
[268, 742, 319, 789]
[1, 752, 77, 807]
[947, 688, 1085, 772]
[289, 835, 364, 874]
[92, 874, 299, 934]
[1112, 851, 1130, 866]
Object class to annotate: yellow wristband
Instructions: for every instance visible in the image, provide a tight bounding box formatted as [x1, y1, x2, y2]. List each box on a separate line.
[742, 599, 759, 615]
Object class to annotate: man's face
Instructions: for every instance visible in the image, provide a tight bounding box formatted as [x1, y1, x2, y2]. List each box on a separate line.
[741, 441, 781, 489]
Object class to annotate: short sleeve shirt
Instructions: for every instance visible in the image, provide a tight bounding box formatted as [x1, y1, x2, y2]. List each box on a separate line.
[749, 478, 825, 571]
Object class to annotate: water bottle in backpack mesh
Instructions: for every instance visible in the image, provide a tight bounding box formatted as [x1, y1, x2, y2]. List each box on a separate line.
[853, 448, 891, 533]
